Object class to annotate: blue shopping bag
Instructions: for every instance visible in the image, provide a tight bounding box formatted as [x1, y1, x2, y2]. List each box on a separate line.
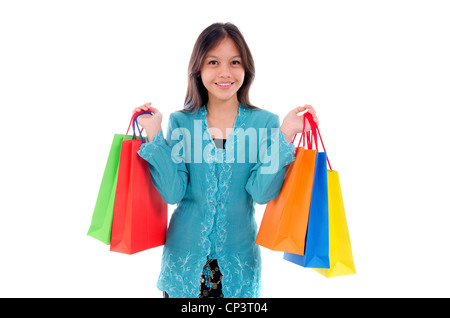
[283, 151, 330, 268]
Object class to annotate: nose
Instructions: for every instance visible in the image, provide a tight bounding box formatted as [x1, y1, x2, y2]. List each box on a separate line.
[218, 64, 231, 78]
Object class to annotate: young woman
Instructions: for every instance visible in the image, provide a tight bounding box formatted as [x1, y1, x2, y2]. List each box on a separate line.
[133, 22, 318, 298]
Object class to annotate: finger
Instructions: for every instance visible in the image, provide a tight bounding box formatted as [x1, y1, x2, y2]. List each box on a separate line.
[305, 109, 318, 123]
[313, 116, 319, 126]
[133, 107, 146, 114]
[304, 108, 319, 126]
[138, 114, 152, 120]
[139, 102, 152, 110]
[145, 106, 159, 114]
[294, 106, 307, 116]
[305, 104, 317, 114]
[134, 104, 156, 114]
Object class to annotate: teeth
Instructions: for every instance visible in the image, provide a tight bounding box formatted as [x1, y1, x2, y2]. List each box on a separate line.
[217, 83, 232, 86]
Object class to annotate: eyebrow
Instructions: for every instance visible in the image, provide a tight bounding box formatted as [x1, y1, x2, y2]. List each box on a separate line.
[205, 55, 242, 59]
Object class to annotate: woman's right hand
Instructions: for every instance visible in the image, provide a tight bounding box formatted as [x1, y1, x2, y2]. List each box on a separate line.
[132, 102, 163, 139]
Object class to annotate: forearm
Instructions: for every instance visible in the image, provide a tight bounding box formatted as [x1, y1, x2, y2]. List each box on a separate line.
[245, 128, 296, 204]
[137, 130, 188, 204]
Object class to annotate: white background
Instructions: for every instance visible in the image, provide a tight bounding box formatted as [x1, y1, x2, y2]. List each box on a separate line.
[1, 0, 449, 298]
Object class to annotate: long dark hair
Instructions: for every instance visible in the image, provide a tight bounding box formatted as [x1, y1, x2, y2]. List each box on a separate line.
[183, 22, 258, 113]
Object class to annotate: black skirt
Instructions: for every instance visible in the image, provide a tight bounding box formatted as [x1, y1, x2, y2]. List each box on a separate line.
[163, 258, 224, 298]
[199, 258, 223, 298]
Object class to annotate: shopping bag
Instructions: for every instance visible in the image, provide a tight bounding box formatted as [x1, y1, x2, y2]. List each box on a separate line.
[110, 113, 167, 254]
[87, 123, 135, 244]
[283, 150, 330, 268]
[313, 170, 356, 277]
[255, 115, 317, 255]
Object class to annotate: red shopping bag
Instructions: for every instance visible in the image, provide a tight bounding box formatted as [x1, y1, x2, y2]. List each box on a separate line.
[110, 112, 167, 254]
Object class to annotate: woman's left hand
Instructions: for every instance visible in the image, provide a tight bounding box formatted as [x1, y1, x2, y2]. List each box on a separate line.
[280, 104, 319, 143]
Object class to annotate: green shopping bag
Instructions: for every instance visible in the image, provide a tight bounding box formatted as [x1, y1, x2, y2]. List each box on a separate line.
[87, 133, 134, 244]
[87, 112, 147, 244]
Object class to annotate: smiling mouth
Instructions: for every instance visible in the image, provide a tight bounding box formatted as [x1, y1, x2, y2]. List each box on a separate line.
[215, 82, 234, 88]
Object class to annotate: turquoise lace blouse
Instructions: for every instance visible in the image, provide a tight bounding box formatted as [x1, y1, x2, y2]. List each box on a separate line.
[137, 104, 295, 298]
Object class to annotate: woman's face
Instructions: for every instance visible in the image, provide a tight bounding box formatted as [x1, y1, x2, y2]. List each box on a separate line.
[200, 37, 245, 106]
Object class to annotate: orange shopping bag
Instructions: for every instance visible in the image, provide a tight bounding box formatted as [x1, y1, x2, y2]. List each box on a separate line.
[255, 113, 317, 255]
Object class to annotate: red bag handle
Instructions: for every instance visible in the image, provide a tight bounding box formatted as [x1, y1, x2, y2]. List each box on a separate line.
[291, 111, 318, 149]
[290, 111, 332, 171]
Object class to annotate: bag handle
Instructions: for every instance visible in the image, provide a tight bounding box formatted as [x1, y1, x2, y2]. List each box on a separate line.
[133, 112, 153, 143]
[125, 110, 153, 143]
[291, 111, 318, 149]
[291, 111, 332, 171]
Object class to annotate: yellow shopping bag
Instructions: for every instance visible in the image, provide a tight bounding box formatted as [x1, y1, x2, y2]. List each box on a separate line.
[313, 170, 356, 277]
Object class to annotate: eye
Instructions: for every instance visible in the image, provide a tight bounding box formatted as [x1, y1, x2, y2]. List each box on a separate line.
[231, 60, 241, 65]
[208, 60, 218, 65]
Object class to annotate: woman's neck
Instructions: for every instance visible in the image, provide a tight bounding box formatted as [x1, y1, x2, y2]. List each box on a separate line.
[206, 98, 239, 119]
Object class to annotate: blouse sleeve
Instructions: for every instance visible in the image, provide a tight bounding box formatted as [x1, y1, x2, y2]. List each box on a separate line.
[137, 113, 189, 205]
[244, 114, 295, 204]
